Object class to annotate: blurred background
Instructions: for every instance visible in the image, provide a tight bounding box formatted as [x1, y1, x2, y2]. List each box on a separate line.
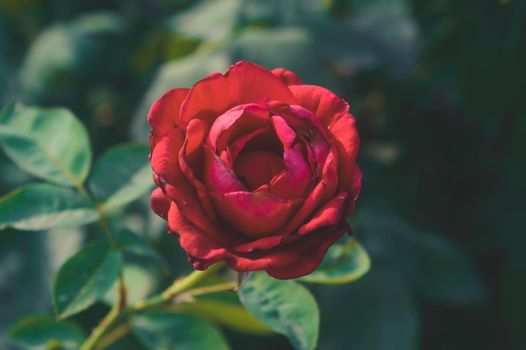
[0, 0, 525, 349]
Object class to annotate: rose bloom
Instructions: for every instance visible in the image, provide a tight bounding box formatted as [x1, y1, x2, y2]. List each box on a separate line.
[149, 62, 361, 279]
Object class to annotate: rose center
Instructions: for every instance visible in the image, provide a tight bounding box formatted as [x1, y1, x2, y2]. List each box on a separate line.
[234, 150, 284, 191]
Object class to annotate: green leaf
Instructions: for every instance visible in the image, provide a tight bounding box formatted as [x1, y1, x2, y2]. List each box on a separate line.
[176, 299, 271, 335]
[116, 229, 166, 265]
[53, 242, 123, 318]
[8, 314, 85, 350]
[238, 273, 319, 350]
[0, 183, 99, 230]
[103, 262, 161, 305]
[300, 238, 370, 285]
[89, 144, 153, 212]
[132, 312, 230, 350]
[0, 104, 91, 187]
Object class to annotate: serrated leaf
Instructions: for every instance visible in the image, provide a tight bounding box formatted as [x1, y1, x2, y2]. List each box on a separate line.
[132, 312, 230, 350]
[300, 238, 370, 285]
[239, 273, 319, 350]
[175, 299, 271, 335]
[8, 314, 85, 350]
[89, 144, 153, 212]
[0, 104, 91, 187]
[53, 242, 123, 318]
[0, 183, 99, 230]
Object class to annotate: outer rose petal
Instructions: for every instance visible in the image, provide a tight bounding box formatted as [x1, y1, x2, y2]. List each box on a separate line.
[179, 120, 217, 219]
[289, 85, 349, 126]
[168, 203, 228, 269]
[148, 88, 189, 146]
[266, 226, 344, 279]
[180, 62, 296, 126]
[330, 114, 360, 190]
[150, 128, 185, 184]
[271, 68, 302, 86]
[298, 191, 348, 235]
[234, 235, 283, 253]
[150, 188, 171, 220]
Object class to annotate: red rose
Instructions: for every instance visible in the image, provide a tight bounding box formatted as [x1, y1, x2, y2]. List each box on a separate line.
[149, 61, 361, 279]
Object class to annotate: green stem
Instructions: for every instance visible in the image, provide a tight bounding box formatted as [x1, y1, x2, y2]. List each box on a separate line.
[79, 302, 122, 350]
[131, 263, 224, 312]
[80, 264, 226, 350]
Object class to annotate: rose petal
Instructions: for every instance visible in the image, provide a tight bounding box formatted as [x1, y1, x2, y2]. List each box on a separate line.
[234, 150, 284, 190]
[179, 120, 217, 219]
[168, 203, 228, 268]
[271, 115, 296, 149]
[275, 148, 339, 236]
[212, 191, 301, 239]
[330, 114, 360, 190]
[207, 104, 270, 152]
[203, 146, 245, 194]
[150, 188, 171, 220]
[269, 144, 311, 199]
[298, 191, 348, 235]
[180, 61, 296, 126]
[229, 127, 271, 161]
[271, 68, 302, 85]
[148, 88, 189, 146]
[234, 235, 284, 253]
[266, 226, 344, 279]
[150, 128, 185, 184]
[289, 84, 349, 126]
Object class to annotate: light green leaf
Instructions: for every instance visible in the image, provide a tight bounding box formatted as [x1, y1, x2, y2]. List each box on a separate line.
[300, 238, 370, 285]
[175, 299, 271, 335]
[104, 263, 160, 305]
[239, 273, 319, 350]
[0, 183, 99, 230]
[132, 312, 230, 350]
[53, 242, 123, 318]
[89, 144, 152, 212]
[8, 314, 85, 350]
[0, 104, 91, 187]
